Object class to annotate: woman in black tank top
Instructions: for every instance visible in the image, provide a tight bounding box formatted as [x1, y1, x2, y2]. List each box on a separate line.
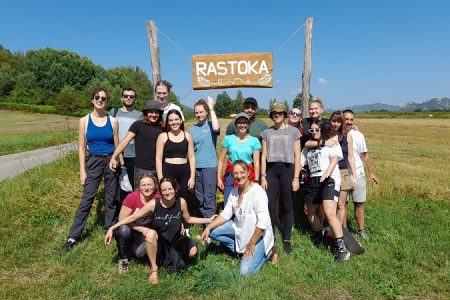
[155, 109, 196, 201]
[105, 177, 214, 284]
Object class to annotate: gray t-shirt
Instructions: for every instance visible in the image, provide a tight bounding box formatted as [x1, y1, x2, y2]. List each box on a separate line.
[110, 108, 142, 157]
[261, 125, 301, 164]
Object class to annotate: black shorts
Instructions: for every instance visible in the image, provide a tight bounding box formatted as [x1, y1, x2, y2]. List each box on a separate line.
[304, 176, 337, 204]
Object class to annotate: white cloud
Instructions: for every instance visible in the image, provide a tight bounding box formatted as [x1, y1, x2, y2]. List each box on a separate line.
[318, 77, 328, 85]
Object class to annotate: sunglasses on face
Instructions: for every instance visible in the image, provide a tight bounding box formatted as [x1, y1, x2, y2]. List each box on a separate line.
[289, 111, 301, 117]
[94, 95, 107, 102]
[122, 94, 135, 99]
[308, 128, 321, 133]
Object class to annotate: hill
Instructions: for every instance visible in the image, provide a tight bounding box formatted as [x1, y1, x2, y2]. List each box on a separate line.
[336, 97, 450, 112]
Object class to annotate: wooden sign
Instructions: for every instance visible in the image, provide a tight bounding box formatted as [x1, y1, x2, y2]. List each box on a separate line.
[192, 52, 273, 90]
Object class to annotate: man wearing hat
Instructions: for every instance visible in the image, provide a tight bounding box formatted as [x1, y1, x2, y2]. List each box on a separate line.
[109, 100, 165, 187]
[110, 87, 142, 202]
[226, 97, 268, 141]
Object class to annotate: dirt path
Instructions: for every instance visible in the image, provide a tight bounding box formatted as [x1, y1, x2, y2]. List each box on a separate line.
[0, 142, 77, 181]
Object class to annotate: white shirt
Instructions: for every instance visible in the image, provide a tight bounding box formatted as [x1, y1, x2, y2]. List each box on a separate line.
[220, 184, 274, 255]
[162, 102, 185, 121]
[348, 130, 368, 177]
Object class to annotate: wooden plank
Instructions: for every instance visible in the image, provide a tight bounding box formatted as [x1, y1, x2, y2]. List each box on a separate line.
[146, 20, 161, 84]
[192, 52, 273, 90]
[302, 17, 313, 117]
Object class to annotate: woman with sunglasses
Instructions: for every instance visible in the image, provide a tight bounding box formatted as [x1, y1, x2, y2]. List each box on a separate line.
[217, 112, 261, 205]
[105, 177, 215, 284]
[301, 122, 350, 261]
[288, 107, 304, 135]
[201, 160, 275, 276]
[155, 109, 195, 201]
[109, 100, 165, 187]
[60, 87, 120, 253]
[300, 98, 333, 149]
[260, 102, 301, 254]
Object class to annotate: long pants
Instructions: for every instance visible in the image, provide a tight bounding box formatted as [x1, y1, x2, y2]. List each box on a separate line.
[209, 220, 269, 276]
[194, 167, 217, 218]
[266, 162, 294, 241]
[68, 155, 118, 240]
[115, 224, 146, 260]
[163, 162, 190, 200]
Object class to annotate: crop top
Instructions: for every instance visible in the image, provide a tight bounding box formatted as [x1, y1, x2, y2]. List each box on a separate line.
[163, 132, 188, 159]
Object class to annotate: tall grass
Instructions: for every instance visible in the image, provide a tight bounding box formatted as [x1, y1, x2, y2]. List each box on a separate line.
[0, 118, 449, 299]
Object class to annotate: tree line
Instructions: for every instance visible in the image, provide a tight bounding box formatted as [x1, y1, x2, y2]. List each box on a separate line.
[0, 44, 304, 117]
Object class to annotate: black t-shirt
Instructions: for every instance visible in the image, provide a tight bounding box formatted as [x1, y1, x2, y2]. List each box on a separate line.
[300, 117, 330, 148]
[151, 198, 182, 244]
[129, 120, 163, 170]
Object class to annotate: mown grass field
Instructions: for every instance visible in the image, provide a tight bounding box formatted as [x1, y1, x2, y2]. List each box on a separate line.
[0, 116, 449, 299]
[0, 110, 78, 155]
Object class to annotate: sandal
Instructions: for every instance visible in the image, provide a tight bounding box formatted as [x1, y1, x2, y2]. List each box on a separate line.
[269, 248, 279, 265]
[148, 269, 159, 284]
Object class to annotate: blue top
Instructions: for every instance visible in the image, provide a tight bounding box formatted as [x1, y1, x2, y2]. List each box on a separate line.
[222, 134, 261, 164]
[189, 121, 219, 168]
[86, 114, 115, 155]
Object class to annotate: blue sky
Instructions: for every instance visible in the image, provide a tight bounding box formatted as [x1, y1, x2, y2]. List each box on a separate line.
[1, 0, 449, 110]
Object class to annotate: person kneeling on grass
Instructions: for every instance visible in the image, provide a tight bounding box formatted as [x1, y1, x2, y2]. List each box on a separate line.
[200, 160, 275, 276]
[113, 172, 159, 274]
[105, 177, 215, 284]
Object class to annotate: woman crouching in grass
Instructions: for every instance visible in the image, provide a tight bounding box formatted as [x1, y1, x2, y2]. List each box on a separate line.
[301, 122, 350, 261]
[105, 177, 215, 284]
[113, 172, 159, 274]
[200, 160, 275, 276]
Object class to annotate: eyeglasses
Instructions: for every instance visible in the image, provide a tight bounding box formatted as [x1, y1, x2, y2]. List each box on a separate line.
[289, 111, 301, 117]
[308, 128, 321, 133]
[94, 95, 107, 102]
[122, 94, 135, 99]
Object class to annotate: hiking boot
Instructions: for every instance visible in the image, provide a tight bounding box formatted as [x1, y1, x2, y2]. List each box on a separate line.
[59, 238, 77, 253]
[358, 230, 369, 240]
[118, 259, 129, 274]
[335, 249, 351, 261]
[283, 240, 292, 254]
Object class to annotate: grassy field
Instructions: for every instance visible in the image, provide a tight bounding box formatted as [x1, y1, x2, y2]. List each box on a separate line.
[0, 117, 449, 299]
[0, 110, 78, 155]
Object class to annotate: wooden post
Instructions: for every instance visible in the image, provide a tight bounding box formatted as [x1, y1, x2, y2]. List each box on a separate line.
[146, 20, 161, 85]
[301, 17, 313, 118]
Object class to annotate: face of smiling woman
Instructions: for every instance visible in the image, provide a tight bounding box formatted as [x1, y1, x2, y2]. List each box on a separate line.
[139, 177, 155, 197]
[160, 181, 176, 201]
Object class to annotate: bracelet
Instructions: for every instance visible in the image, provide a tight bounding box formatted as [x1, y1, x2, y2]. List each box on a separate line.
[294, 176, 299, 179]
[261, 173, 267, 177]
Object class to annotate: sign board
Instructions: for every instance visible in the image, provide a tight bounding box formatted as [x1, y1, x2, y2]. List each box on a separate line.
[192, 52, 273, 90]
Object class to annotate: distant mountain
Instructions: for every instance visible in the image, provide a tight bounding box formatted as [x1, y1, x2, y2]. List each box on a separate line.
[330, 98, 450, 113]
[401, 97, 450, 112]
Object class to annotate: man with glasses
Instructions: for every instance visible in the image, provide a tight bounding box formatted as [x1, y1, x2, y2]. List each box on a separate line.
[226, 97, 268, 141]
[343, 109, 379, 239]
[110, 87, 142, 202]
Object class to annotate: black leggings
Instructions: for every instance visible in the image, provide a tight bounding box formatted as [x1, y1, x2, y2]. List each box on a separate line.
[163, 162, 190, 199]
[115, 225, 146, 260]
[266, 162, 294, 241]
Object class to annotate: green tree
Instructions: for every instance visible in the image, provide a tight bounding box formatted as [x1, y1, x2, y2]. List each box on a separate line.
[215, 91, 233, 117]
[233, 90, 245, 112]
[52, 86, 85, 115]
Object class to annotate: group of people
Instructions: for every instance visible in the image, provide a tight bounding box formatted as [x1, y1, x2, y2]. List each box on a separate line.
[59, 82, 379, 283]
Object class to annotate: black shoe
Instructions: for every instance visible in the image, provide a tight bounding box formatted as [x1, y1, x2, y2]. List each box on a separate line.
[59, 239, 77, 253]
[335, 249, 350, 261]
[283, 241, 292, 254]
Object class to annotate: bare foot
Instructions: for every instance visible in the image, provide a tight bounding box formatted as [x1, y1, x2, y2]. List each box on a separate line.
[148, 269, 159, 284]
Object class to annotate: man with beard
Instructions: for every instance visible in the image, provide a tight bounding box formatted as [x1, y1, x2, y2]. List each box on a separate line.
[110, 87, 142, 202]
[226, 97, 267, 142]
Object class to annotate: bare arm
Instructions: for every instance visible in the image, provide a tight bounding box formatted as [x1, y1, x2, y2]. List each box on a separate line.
[361, 152, 379, 184]
[260, 140, 268, 190]
[186, 132, 196, 190]
[292, 139, 301, 192]
[111, 117, 124, 166]
[181, 198, 214, 224]
[109, 131, 136, 171]
[320, 156, 339, 183]
[253, 150, 260, 183]
[346, 134, 357, 188]
[243, 227, 264, 259]
[78, 117, 87, 186]
[207, 96, 220, 132]
[217, 147, 228, 191]
[200, 215, 227, 245]
[155, 133, 166, 180]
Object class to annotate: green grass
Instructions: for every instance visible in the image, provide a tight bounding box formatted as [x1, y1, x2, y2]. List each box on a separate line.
[0, 130, 77, 155]
[0, 118, 449, 299]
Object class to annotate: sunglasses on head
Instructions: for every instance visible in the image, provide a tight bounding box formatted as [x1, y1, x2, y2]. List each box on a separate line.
[94, 95, 107, 102]
[122, 94, 135, 99]
[289, 111, 301, 117]
[308, 128, 321, 133]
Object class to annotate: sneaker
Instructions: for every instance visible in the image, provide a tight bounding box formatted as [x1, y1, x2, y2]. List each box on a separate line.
[335, 249, 350, 261]
[118, 259, 129, 274]
[59, 238, 77, 253]
[283, 241, 292, 254]
[358, 230, 369, 240]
